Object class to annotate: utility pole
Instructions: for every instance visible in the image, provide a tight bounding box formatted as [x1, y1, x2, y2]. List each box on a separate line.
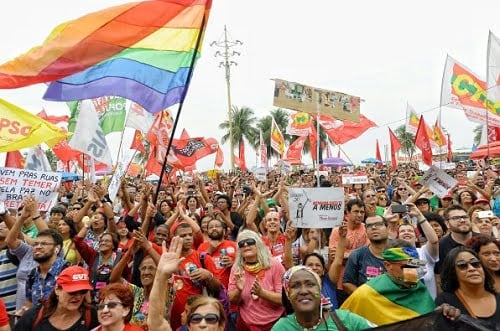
[211, 25, 242, 170]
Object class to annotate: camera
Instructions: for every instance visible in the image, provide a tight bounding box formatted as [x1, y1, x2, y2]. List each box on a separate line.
[391, 204, 409, 214]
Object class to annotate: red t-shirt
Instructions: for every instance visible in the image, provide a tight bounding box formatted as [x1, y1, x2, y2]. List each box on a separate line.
[0, 299, 7, 327]
[170, 250, 217, 331]
[263, 233, 287, 264]
[197, 240, 237, 288]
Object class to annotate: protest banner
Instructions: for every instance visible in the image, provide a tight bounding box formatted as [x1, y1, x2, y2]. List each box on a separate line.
[207, 169, 218, 180]
[108, 151, 135, 201]
[342, 174, 369, 185]
[273, 78, 361, 122]
[288, 187, 344, 228]
[0, 167, 61, 210]
[418, 165, 457, 198]
[254, 167, 267, 182]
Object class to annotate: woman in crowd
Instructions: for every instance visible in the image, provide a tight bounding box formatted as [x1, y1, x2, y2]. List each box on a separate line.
[467, 235, 500, 292]
[299, 228, 329, 264]
[148, 237, 227, 331]
[158, 200, 174, 223]
[458, 189, 477, 212]
[186, 196, 203, 218]
[93, 283, 143, 331]
[117, 220, 133, 252]
[422, 212, 447, 240]
[58, 218, 82, 265]
[14, 266, 98, 331]
[376, 192, 389, 208]
[228, 229, 285, 331]
[391, 183, 412, 204]
[435, 246, 499, 330]
[272, 266, 373, 330]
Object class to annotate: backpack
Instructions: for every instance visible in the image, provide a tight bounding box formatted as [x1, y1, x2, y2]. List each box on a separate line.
[199, 252, 231, 318]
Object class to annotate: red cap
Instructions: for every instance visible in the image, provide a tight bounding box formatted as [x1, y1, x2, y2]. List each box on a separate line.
[170, 221, 190, 236]
[442, 193, 453, 200]
[474, 198, 490, 205]
[56, 266, 93, 293]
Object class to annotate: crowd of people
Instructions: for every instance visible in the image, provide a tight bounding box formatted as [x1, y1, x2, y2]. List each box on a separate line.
[0, 161, 498, 330]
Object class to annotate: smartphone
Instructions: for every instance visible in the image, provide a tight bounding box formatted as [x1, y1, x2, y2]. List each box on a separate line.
[477, 210, 494, 219]
[391, 204, 409, 214]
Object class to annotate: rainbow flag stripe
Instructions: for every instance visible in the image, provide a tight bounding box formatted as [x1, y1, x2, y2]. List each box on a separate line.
[0, 0, 212, 113]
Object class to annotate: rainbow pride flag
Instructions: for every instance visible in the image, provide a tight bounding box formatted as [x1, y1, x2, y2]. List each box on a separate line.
[0, 0, 212, 113]
[340, 273, 435, 326]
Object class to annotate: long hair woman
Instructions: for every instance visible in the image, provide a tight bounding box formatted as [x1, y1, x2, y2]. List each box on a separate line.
[467, 235, 500, 292]
[435, 246, 499, 330]
[228, 229, 285, 331]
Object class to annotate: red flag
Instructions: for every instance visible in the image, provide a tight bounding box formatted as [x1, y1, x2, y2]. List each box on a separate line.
[375, 139, 382, 162]
[414, 116, 433, 166]
[389, 128, 401, 170]
[318, 114, 376, 145]
[146, 110, 172, 147]
[5, 150, 25, 168]
[180, 128, 190, 140]
[37, 109, 69, 125]
[51, 128, 81, 163]
[215, 147, 224, 168]
[259, 130, 268, 167]
[233, 154, 244, 171]
[238, 140, 247, 172]
[130, 130, 145, 153]
[447, 134, 453, 162]
[309, 124, 318, 162]
[284, 136, 306, 161]
[171, 137, 219, 167]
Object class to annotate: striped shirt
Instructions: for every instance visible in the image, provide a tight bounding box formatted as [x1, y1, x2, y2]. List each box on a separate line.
[0, 248, 18, 312]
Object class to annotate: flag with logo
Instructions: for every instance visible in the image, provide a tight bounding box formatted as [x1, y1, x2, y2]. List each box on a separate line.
[270, 117, 285, 155]
[414, 115, 433, 166]
[284, 136, 306, 161]
[68, 96, 126, 135]
[432, 120, 447, 147]
[171, 137, 219, 167]
[440, 54, 500, 127]
[286, 112, 312, 136]
[126, 102, 155, 133]
[68, 100, 113, 166]
[0, 98, 68, 152]
[405, 104, 420, 135]
[130, 130, 146, 154]
[24, 145, 52, 171]
[318, 114, 376, 145]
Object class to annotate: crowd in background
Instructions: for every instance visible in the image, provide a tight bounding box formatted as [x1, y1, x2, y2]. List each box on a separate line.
[0, 160, 498, 330]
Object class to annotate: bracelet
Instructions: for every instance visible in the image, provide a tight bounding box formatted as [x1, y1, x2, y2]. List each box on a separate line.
[32, 215, 41, 220]
[418, 219, 427, 225]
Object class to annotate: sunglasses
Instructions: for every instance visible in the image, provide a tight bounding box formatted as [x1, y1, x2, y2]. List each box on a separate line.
[456, 259, 482, 271]
[96, 301, 123, 310]
[238, 238, 256, 248]
[68, 290, 88, 296]
[189, 313, 220, 325]
[377, 190, 386, 193]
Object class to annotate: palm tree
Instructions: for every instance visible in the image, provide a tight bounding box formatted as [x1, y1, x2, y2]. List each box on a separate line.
[473, 125, 483, 146]
[256, 108, 291, 158]
[394, 125, 416, 158]
[218, 105, 259, 155]
[45, 150, 57, 171]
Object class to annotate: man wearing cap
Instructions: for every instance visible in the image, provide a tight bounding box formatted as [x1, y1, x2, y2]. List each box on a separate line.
[341, 240, 444, 326]
[215, 194, 243, 240]
[474, 198, 491, 210]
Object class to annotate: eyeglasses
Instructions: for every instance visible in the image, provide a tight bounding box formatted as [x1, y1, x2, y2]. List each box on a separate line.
[364, 194, 376, 198]
[188, 313, 220, 325]
[398, 188, 407, 191]
[68, 290, 88, 296]
[238, 238, 257, 248]
[32, 242, 56, 247]
[448, 215, 469, 222]
[96, 301, 123, 310]
[365, 221, 386, 229]
[377, 190, 386, 193]
[455, 259, 482, 271]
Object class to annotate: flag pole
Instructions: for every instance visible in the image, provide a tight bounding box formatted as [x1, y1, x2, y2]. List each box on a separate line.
[486, 32, 492, 162]
[438, 109, 443, 169]
[154, 13, 206, 204]
[315, 90, 320, 188]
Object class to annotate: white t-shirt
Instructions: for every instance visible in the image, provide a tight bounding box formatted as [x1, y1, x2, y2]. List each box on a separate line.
[417, 245, 439, 299]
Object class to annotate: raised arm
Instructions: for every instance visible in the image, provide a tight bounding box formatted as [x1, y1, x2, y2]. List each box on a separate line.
[328, 224, 347, 284]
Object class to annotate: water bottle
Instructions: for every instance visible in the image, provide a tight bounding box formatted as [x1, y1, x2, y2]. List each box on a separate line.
[219, 249, 227, 267]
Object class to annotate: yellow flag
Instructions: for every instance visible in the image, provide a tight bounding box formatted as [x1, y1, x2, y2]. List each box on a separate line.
[0, 98, 68, 152]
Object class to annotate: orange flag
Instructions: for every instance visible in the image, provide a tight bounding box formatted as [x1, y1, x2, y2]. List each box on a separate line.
[414, 116, 433, 166]
[389, 128, 401, 170]
[432, 121, 447, 147]
[130, 130, 145, 153]
[5, 150, 25, 168]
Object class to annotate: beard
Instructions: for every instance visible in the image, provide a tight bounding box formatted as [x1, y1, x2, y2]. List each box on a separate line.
[208, 231, 224, 241]
[34, 252, 54, 263]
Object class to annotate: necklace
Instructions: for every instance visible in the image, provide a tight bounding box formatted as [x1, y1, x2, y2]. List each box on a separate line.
[294, 315, 323, 331]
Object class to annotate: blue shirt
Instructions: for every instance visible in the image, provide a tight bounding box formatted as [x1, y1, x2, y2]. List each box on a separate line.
[26, 257, 68, 305]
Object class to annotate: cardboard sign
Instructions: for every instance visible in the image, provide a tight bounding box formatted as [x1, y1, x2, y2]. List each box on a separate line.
[0, 167, 61, 211]
[288, 187, 344, 228]
[418, 165, 457, 198]
[254, 167, 267, 182]
[342, 175, 369, 185]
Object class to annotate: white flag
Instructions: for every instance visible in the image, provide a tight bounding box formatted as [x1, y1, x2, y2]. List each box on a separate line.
[126, 102, 154, 133]
[405, 103, 419, 135]
[487, 31, 500, 108]
[69, 100, 113, 166]
[25, 145, 52, 171]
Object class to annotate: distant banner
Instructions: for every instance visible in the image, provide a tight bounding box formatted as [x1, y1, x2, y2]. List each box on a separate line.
[0, 167, 61, 210]
[253, 167, 267, 182]
[273, 78, 360, 122]
[108, 150, 135, 202]
[419, 165, 457, 198]
[289, 188, 344, 228]
[342, 175, 369, 185]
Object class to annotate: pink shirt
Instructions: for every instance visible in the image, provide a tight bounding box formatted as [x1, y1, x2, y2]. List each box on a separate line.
[228, 258, 285, 326]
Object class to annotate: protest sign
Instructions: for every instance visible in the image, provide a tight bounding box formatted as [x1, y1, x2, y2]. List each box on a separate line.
[289, 187, 344, 228]
[207, 169, 219, 179]
[418, 165, 457, 198]
[342, 174, 369, 185]
[0, 167, 61, 210]
[254, 167, 267, 182]
[108, 151, 135, 201]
